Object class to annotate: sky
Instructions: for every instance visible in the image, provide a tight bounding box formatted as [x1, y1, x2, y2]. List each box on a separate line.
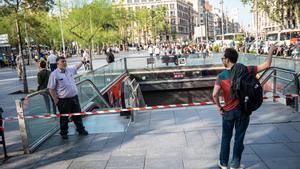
[209, 0, 253, 31]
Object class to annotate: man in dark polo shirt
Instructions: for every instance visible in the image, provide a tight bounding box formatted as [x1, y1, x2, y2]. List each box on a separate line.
[213, 46, 277, 169]
[48, 56, 88, 139]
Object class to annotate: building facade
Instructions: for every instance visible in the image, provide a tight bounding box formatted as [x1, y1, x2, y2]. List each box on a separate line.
[253, 5, 300, 34]
[113, 0, 195, 43]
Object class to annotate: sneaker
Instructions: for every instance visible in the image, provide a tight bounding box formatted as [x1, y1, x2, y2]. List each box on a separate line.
[218, 162, 228, 169]
[61, 135, 68, 140]
[78, 130, 88, 135]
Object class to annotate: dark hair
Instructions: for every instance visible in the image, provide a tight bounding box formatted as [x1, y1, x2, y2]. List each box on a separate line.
[40, 61, 47, 68]
[224, 48, 238, 63]
[56, 56, 65, 63]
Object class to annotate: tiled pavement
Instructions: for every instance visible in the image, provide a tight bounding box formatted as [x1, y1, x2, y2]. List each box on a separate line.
[1, 101, 300, 169]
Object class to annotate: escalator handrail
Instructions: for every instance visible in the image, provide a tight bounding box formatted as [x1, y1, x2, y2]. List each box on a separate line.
[259, 66, 300, 94]
[76, 79, 110, 108]
[20, 79, 110, 108]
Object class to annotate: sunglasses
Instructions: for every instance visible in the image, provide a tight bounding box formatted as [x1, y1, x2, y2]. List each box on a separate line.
[221, 57, 226, 60]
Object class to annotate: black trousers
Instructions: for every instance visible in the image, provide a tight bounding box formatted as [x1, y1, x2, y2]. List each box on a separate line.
[57, 95, 85, 135]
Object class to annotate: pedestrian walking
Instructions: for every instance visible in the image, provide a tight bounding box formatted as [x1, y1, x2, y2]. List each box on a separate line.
[148, 45, 154, 57]
[47, 50, 57, 72]
[212, 46, 277, 169]
[48, 56, 88, 140]
[9, 53, 16, 69]
[37, 61, 51, 91]
[154, 46, 160, 59]
[105, 51, 115, 64]
[16, 54, 24, 80]
[37, 61, 52, 113]
[82, 49, 91, 70]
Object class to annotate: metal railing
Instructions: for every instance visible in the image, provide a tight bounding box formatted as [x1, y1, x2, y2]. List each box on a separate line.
[259, 67, 299, 112]
[15, 79, 110, 153]
[120, 77, 146, 122]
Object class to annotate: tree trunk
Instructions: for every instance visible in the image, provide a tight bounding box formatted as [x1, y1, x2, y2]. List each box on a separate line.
[89, 45, 93, 71]
[16, 17, 29, 93]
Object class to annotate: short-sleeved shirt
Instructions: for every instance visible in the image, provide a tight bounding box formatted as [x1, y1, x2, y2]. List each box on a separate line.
[48, 54, 57, 64]
[215, 65, 258, 111]
[47, 66, 78, 99]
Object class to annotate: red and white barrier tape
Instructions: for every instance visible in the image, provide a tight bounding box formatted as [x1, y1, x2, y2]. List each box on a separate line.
[1, 94, 299, 121]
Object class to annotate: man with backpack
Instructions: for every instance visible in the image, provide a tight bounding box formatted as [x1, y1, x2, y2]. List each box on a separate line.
[212, 46, 277, 169]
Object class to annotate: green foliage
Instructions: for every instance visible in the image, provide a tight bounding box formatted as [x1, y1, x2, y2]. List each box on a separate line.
[249, 49, 256, 54]
[241, 0, 300, 29]
[212, 45, 220, 53]
[0, 0, 170, 48]
[65, 0, 114, 47]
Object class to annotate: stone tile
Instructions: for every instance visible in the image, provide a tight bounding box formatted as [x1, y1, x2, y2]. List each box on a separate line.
[242, 154, 261, 162]
[111, 148, 146, 157]
[264, 157, 300, 169]
[73, 151, 111, 162]
[68, 161, 107, 169]
[106, 155, 145, 169]
[145, 157, 184, 169]
[245, 126, 274, 144]
[35, 160, 73, 169]
[34, 149, 78, 168]
[242, 161, 269, 169]
[183, 159, 218, 169]
[146, 147, 183, 159]
[275, 123, 300, 142]
[286, 143, 300, 156]
[182, 147, 218, 160]
[251, 144, 297, 160]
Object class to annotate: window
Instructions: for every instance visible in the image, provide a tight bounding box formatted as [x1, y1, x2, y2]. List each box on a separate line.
[141, 0, 146, 2]
[170, 4, 174, 9]
[134, 0, 139, 2]
[127, 0, 132, 3]
[171, 18, 176, 24]
[170, 11, 174, 16]
[171, 26, 176, 32]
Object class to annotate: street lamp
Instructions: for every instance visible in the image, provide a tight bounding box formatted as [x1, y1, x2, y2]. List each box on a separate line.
[58, 0, 66, 57]
[220, 0, 224, 46]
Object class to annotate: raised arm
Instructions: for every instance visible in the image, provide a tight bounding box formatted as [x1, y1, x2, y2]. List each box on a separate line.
[75, 57, 86, 70]
[257, 45, 277, 73]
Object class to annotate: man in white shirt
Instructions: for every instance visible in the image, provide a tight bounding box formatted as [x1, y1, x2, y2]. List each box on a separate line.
[47, 50, 57, 72]
[48, 56, 88, 139]
[148, 45, 154, 57]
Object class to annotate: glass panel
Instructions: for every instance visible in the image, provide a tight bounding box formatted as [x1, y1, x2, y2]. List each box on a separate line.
[77, 81, 109, 110]
[22, 91, 58, 147]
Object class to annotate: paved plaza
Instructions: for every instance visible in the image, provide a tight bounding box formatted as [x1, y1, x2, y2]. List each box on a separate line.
[1, 101, 300, 169]
[0, 51, 299, 169]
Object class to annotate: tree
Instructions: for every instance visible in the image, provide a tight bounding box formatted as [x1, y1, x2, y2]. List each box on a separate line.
[64, 0, 114, 70]
[2, 0, 54, 93]
[135, 8, 151, 45]
[241, 0, 300, 29]
[149, 6, 168, 44]
[112, 4, 132, 48]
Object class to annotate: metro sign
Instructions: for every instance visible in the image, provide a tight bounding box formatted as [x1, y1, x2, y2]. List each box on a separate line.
[173, 72, 185, 79]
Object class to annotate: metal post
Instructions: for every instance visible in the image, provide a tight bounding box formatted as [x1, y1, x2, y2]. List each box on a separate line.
[273, 70, 277, 102]
[294, 73, 299, 112]
[15, 100, 30, 154]
[124, 58, 128, 73]
[58, 0, 66, 57]
[220, 0, 224, 46]
[255, 0, 259, 54]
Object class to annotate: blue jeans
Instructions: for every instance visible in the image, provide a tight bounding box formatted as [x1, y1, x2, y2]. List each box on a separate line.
[220, 105, 250, 168]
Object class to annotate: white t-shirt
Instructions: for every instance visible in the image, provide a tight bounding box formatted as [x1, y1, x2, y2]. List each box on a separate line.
[48, 54, 57, 64]
[148, 47, 153, 54]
